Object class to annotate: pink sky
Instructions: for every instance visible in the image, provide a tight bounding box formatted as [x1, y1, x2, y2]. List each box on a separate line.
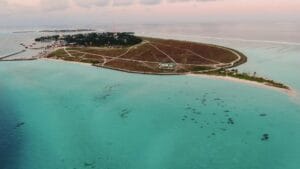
[1, 0, 300, 26]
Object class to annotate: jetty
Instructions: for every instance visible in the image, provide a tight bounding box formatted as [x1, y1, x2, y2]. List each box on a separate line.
[0, 47, 41, 61]
[0, 50, 26, 60]
[0, 58, 37, 62]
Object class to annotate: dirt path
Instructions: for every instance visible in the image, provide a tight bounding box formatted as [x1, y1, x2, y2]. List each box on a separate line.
[148, 42, 177, 64]
[102, 41, 148, 66]
[186, 49, 223, 66]
[64, 47, 73, 57]
[67, 48, 218, 67]
[61, 39, 244, 74]
[153, 42, 222, 66]
[67, 50, 107, 65]
[204, 44, 242, 67]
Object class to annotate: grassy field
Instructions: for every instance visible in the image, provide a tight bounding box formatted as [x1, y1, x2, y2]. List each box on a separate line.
[47, 37, 246, 74]
[46, 37, 290, 89]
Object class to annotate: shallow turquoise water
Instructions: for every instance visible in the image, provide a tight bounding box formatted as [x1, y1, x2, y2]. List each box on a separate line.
[1, 23, 300, 168]
[1, 60, 300, 169]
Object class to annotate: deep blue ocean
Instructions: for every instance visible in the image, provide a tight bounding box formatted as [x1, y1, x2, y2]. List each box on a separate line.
[1, 22, 300, 169]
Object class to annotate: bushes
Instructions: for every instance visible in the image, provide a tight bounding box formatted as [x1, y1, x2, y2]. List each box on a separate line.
[35, 32, 142, 47]
[35, 35, 59, 42]
[212, 70, 289, 89]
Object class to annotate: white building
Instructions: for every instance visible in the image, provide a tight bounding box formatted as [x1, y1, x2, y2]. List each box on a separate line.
[159, 63, 177, 70]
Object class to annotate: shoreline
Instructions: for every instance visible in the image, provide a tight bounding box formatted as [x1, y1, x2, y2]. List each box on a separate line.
[41, 58, 182, 75]
[187, 73, 295, 96]
[41, 58, 294, 96]
[26, 35, 291, 95]
[41, 58, 93, 66]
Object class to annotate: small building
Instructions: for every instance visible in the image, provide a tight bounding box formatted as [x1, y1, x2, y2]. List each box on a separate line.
[159, 63, 177, 70]
[58, 34, 64, 40]
[67, 42, 77, 47]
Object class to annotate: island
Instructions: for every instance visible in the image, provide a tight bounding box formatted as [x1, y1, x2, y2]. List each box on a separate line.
[39, 29, 95, 33]
[35, 32, 289, 90]
[13, 31, 36, 34]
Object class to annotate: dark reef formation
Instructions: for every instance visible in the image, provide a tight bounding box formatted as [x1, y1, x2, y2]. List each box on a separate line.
[0, 94, 23, 169]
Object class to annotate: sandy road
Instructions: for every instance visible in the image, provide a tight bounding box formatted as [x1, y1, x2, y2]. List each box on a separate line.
[147, 42, 177, 64]
[62, 39, 244, 73]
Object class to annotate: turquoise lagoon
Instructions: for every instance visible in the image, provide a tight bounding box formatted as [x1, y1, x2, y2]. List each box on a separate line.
[1, 23, 300, 169]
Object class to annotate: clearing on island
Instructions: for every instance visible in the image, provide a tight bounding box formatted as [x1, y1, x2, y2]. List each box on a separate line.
[42, 32, 246, 74]
[37, 32, 288, 89]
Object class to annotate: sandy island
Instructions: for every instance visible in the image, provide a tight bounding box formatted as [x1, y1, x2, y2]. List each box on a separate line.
[41, 57, 296, 97]
[187, 73, 296, 96]
[6, 32, 291, 94]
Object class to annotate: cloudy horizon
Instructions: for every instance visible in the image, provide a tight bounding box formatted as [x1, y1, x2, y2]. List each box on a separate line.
[1, 0, 300, 27]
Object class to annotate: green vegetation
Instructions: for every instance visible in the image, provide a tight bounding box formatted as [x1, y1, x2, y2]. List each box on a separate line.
[43, 35, 289, 90]
[52, 49, 66, 55]
[39, 29, 94, 33]
[35, 35, 60, 42]
[46, 49, 67, 58]
[35, 32, 142, 47]
[191, 66, 214, 71]
[205, 69, 289, 89]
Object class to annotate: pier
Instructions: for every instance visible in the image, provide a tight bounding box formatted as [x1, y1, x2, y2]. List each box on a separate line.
[0, 58, 37, 62]
[0, 49, 41, 61]
[0, 50, 26, 60]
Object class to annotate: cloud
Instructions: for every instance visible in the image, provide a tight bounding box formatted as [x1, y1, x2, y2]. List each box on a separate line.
[0, 0, 7, 5]
[72, 0, 156, 8]
[168, 0, 217, 2]
[72, 0, 217, 8]
[0, 0, 220, 13]
[73, 0, 110, 7]
[0, 0, 9, 15]
[140, 0, 161, 5]
[40, 0, 70, 11]
[113, 0, 133, 6]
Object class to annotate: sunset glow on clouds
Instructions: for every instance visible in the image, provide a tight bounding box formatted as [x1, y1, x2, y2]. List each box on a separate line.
[1, 0, 300, 26]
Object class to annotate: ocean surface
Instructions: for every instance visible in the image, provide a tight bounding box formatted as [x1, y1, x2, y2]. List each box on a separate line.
[1, 23, 300, 169]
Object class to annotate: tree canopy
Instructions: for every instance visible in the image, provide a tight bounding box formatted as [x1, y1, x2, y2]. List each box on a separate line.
[35, 32, 142, 47]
